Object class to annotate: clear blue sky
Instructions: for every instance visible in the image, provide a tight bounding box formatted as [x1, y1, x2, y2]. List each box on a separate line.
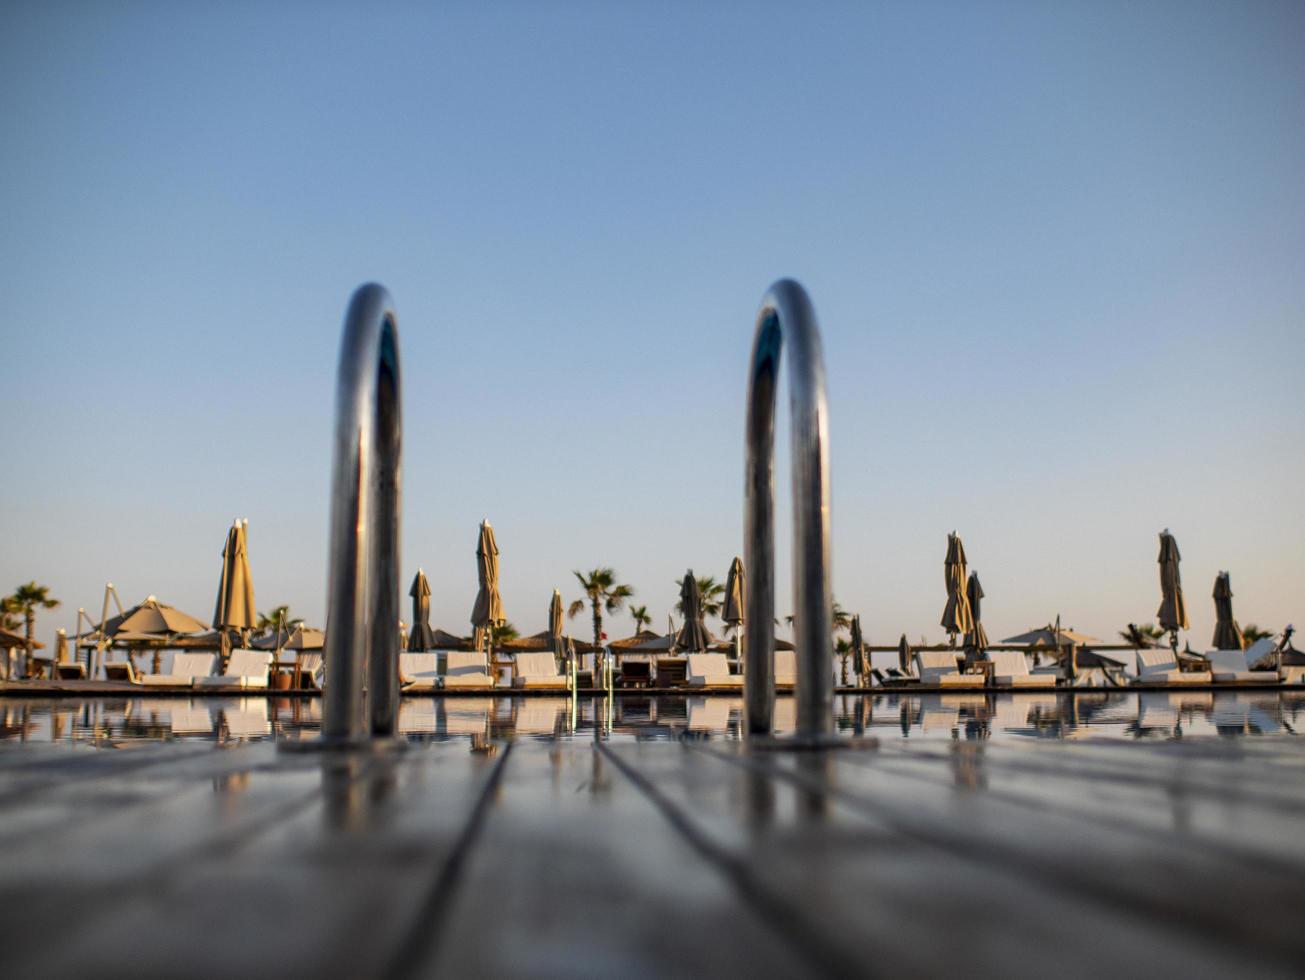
[2, 1, 1302, 649]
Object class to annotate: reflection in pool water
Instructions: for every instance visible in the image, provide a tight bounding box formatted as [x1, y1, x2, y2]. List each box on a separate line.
[0, 690, 1300, 745]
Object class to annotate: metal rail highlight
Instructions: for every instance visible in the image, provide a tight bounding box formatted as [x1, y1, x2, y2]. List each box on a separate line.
[322, 284, 403, 742]
[744, 280, 834, 741]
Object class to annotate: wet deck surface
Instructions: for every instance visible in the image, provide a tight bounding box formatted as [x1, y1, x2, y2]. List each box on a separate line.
[1, 700, 1303, 979]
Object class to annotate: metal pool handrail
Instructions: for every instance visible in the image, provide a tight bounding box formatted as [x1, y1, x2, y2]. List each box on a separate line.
[322, 284, 403, 743]
[744, 280, 833, 740]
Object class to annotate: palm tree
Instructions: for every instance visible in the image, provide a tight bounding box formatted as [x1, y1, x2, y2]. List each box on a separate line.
[569, 568, 635, 648]
[628, 604, 652, 634]
[1118, 623, 1166, 648]
[491, 620, 519, 645]
[674, 574, 726, 620]
[785, 599, 852, 635]
[9, 582, 60, 677]
[1241, 623, 1273, 645]
[835, 637, 853, 686]
[0, 595, 21, 633]
[257, 605, 304, 635]
[831, 599, 852, 636]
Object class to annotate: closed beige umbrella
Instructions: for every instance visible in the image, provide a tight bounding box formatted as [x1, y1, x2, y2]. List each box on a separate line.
[964, 572, 989, 656]
[1156, 529, 1189, 652]
[408, 569, 437, 652]
[213, 519, 256, 637]
[549, 589, 566, 666]
[675, 571, 711, 653]
[723, 556, 745, 664]
[850, 614, 867, 683]
[1211, 571, 1244, 651]
[471, 520, 504, 654]
[940, 532, 974, 646]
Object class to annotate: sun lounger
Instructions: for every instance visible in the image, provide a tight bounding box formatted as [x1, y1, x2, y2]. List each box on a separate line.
[103, 660, 141, 684]
[196, 650, 272, 690]
[55, 662, 88, 680]
[512, 652, 568, 689]
[915, 651, 984, 688]
[985, 650, 1044, 688]
[1205, 647, 1279, 686]
[872, 666, 919, 687]
[141, 652, 217, 688]
[687, 653, 743, 689]
[620, 660, 653, 687]
[399, 653, 440, 690]
[774, 650, 797, 691]
[1133, 648, 1212, 685]
[656, 658, 688, 687]
[292, 652, 323, 688]
[443, 651, 495, 689]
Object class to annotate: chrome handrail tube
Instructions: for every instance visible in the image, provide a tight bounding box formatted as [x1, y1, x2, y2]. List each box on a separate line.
[322, 284, 403, 742]
[744, 280, 833, 740]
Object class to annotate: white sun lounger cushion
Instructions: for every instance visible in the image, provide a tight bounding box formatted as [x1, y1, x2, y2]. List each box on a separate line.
[443, 652, 495, 688]
[141, 653, 217, 687]
[1132, 649, 1210, 684]
[513, 652, 568, 689]
[915, 651, 984, 687]
[399, 653, 440, 689]
[985, 651, 1043, 686]
[103, 661, 140, 683]
[197, 650, 271, 689]
[687, 654, 743, 688]
[1205, 648, 1279, 684]
[1242, 637, 1277, 671]
[774, 650, 797, 687]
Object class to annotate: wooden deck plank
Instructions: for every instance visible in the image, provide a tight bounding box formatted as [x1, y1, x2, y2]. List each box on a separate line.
[1, 710, 1302, 979]
[628, 741, 1298, 979]
[422, 740, 827, 979]
[2, 741, 504, 978]
[690, 742, 1301, 976]
[866, 741, 1305, 867]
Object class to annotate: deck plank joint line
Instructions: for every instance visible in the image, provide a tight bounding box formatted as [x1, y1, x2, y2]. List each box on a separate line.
[380, 741, 515, 980]
[596, 741, 877, 979]
[692, 743, 1305, 967]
